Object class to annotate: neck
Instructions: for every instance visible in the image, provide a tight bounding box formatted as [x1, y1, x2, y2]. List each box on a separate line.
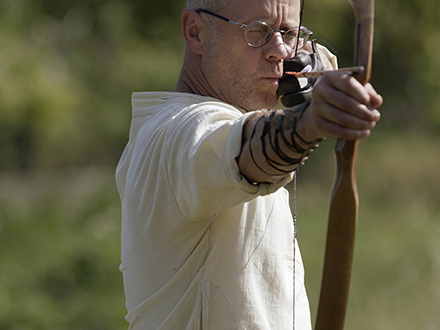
[174, 51, 221, 100]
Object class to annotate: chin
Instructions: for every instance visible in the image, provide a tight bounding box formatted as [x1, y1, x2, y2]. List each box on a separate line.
[244, 94, 278, 111]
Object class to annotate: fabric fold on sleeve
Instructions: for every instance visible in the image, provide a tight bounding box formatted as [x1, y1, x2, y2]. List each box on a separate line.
[164, 102, 294, 221]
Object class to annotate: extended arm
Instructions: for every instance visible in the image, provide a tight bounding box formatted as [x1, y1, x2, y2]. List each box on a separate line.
[238, 104, 319, 184]
[238, 72, 382, 184]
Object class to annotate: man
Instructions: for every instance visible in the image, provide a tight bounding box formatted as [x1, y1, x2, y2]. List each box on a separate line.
[116, 0, 383, 328]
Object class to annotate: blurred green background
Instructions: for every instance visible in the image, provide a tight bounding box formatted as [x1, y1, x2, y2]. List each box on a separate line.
[0, 0, 439, 329]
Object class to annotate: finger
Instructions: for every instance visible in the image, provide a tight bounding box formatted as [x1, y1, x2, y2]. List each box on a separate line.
[330, 89, 381, 122]
[313, 81, 381, 122]
[312, 114, 373, 140]
[322, 72, 371, 105]
[364, 83, 384, 108]
[315, 102, 378, 131]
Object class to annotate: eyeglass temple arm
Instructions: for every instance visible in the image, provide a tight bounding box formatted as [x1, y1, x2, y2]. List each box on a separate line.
[195, 9, 246, 28]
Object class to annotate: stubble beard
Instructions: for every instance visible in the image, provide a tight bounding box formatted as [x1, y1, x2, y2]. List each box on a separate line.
[205, 61, 279, 111]
[203, 28, 279, 111]
[236, 87, 278, 111]
[229, 73, 279, 111]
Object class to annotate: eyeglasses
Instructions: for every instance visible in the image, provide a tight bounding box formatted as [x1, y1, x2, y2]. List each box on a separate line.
[195, 9, 312, 51]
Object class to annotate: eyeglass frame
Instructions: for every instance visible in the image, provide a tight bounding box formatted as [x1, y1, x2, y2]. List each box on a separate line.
[195, 8, 313, 51]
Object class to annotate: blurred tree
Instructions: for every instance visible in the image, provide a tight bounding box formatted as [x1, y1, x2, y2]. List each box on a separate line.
[0, 0, 184, 170]
[0, 0, 438, 171]
[303, 0, 440, 133]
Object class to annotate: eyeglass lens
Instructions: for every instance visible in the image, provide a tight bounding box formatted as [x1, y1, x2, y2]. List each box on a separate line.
[244, 21, 307, 50]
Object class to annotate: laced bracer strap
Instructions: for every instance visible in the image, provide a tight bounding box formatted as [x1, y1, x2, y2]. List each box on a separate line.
[248, 102, 322, 177]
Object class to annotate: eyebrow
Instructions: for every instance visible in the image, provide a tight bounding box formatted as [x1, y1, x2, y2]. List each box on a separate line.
[250, 16, 298, 29]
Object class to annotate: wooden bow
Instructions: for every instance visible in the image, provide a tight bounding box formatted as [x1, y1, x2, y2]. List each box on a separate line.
[314, 0, 375, 329]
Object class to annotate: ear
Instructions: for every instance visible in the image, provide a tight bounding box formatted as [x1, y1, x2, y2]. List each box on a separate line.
[181, 9, 205, 55]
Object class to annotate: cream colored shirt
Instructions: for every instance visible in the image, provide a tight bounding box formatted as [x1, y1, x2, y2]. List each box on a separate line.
[116, 92, 312, 329]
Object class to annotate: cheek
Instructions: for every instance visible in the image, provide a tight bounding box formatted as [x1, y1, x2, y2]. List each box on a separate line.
[205, 46, 253, 87]
[211, 35, 259, 71]
[222, 51, 260, 85]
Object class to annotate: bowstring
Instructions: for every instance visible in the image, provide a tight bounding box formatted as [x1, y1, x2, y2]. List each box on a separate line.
[293, 171, 297, 330]
[293, 4, 306, 330]
[294, 0, 307, 57]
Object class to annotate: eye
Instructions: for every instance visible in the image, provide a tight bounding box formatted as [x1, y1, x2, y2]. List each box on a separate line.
[244, 21, 272, 45]
[282, 28, 298, 47]
[285, 28, 299, 39]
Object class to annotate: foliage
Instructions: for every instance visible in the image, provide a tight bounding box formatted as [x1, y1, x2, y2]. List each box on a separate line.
[1, 0, 440, 170]
[0, 168, 126, 330]
[294, 133, 440, 329]
[0, 0, 185, 170]
[1, 136, 439, 329]
[302, 0, 440, 133]
[1, 0, 440, 329]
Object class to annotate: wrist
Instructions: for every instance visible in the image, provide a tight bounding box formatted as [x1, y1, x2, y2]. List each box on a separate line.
[294, 101, 325, 143]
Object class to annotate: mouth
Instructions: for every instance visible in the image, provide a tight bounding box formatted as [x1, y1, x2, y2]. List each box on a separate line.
[264, 76, 282, 86]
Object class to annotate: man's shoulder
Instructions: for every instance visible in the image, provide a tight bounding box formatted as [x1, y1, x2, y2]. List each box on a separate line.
[316, 43, 338, 70]
[131, 91, 242, 116]
[132, 92, 245, 119]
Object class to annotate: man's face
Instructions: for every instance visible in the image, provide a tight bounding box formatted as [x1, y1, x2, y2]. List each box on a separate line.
[201, 0, 300, 111]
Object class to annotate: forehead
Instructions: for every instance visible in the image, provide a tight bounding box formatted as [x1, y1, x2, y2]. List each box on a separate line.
[224, 0, 300, 26]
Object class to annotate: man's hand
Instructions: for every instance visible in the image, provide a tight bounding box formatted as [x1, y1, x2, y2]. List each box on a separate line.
[297, 72, 383, 142]
[238, 72, 382, 184]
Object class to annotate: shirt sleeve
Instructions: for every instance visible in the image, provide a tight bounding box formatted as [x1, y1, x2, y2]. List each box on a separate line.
[316, 43, 338, 70]
[162, 101, 294, 221]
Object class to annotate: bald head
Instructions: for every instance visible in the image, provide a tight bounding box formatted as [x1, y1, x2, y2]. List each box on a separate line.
[178, 0, 303, 110]
[186, 0, 231, 11]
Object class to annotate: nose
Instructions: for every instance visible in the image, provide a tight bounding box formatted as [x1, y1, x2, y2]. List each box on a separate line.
[264, 31, 289, 61]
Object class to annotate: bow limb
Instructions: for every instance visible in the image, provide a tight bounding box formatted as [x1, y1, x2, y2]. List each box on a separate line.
[315, 0, 375, 329]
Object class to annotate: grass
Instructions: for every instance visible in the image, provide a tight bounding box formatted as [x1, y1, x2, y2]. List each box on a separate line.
[0, 168, 126, 330]
[0, 133, 439, 329]
[294, 132, 440, 329]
